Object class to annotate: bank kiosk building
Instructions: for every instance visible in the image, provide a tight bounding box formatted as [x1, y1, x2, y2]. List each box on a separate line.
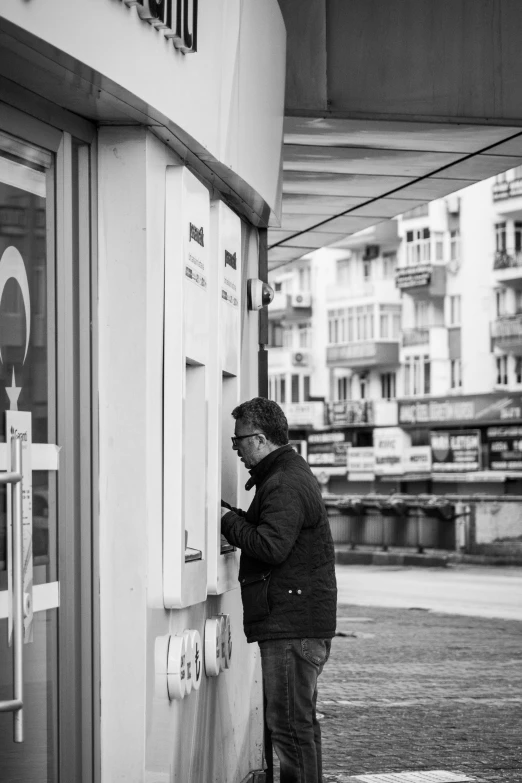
[0, 3, 285, 781]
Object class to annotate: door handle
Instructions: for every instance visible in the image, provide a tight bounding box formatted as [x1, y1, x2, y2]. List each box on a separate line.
[0, 435, 24, 742]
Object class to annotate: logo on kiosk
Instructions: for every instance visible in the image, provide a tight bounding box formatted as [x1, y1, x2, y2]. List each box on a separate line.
[189, 222, 205, 247]
[120, 0, 198, 54]
[225, 250, 237, 270]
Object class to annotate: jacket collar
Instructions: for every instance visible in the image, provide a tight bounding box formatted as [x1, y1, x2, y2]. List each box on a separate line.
[245, 444, 293, 491]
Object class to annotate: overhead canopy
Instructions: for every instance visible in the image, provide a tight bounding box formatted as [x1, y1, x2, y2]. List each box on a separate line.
[270, 0, 522, 269]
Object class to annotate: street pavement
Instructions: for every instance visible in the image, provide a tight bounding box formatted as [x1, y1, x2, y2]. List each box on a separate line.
[315, 565, 522, 783]
[335, 564, 522, 621]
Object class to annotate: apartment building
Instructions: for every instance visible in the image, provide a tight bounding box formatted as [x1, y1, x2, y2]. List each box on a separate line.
[268, 167, 522, 497]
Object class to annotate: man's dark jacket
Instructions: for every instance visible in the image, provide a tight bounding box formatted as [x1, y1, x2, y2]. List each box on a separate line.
[221, 445, 337, 643]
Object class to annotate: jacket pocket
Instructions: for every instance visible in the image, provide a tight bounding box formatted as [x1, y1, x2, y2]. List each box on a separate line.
[240, 572, 271, 624]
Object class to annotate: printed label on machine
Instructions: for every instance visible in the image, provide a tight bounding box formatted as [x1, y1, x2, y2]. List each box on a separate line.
[185, 221, 207, 290]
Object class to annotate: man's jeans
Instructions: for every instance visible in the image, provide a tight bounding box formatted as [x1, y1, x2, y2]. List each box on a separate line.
[259, 638, 331, 783]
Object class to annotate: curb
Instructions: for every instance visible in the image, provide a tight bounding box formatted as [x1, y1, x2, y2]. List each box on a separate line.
[335, 548, 449, 567]
[334, 546, 522, 567]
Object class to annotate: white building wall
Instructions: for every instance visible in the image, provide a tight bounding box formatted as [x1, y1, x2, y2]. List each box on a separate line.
[458, 178, 496, 394]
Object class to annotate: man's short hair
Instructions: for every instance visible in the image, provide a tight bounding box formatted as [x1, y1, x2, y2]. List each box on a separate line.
[232, 397, 289, 447]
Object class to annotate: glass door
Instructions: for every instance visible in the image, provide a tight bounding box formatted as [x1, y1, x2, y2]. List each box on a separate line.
[0, 118, 94, 782]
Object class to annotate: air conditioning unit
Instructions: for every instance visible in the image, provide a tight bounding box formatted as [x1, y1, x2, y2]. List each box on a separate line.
[291, 292, 312, 308]
[292, 351, 309, 366]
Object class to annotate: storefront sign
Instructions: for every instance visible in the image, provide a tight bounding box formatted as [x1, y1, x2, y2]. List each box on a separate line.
[284, 402, 325, 428]
[374, 427, 409, 475]
[328, 400, 373, 426]
[486, 426, 522, 471]
[431, 430, 481, 472]
[347, 447, 375, 480]
[404, 445, 432, 473]
[399, 394, 522, 426]
[121, 0, 198, 54]
[307, 431, 349, 468]
[395, 265, 431, 289]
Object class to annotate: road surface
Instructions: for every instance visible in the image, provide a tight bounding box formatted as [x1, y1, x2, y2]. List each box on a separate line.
[335, 563, 522, 620]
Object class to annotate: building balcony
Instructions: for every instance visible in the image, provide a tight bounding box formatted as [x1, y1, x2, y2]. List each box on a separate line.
[281, 401, 326, 429]
[401, 327, 430, 347]
[492, 178, 522, 202]
[326, 278, 399, 304]
[326, 340, 399, 368]
[268, 291, 312, 321]
[268, 346, 312, 369]
[328, 400, 374, 427]
[493, 250, 522, 284]
[395, 263, 446, 297]
[491, 314, 522, 353]
[401, 325, 450, 360]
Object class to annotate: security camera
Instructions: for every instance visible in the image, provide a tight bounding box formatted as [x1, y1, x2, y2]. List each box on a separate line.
[247, 279, 275, 310]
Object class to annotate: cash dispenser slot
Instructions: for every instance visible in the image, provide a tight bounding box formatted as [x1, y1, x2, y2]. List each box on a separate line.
[184, 360, 205, 562]
[220, 372, 237, 554]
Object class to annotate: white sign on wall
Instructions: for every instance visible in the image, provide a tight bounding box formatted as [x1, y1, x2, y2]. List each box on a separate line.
[374, 427, 410, 476]
[347, 447, 375, 479]
[405, 445, 432, 474]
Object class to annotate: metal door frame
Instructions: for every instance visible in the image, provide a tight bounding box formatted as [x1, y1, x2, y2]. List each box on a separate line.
[0, 94, 99, 783]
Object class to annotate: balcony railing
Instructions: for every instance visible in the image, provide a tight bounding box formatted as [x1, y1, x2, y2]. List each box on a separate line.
[281, 402, 326, 428]
[493, 250, 522, 270]
[326, 340, 399, 368]
[328, 400, 374, 426]
[401, 327, 430, 347]
[491, 314, 522, 341]
[492, 178, 522, 201]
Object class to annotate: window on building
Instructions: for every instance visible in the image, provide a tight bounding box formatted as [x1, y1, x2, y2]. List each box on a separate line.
[336, 375, 351, 401]
[433, 232, 444, 261]
[380, 304, 401, 339]
[363, 258, 372, 281]
[516, 357, 522, 385]
[283, 325, 294, 348]
[414, 300, 429, 327]
[495, 222, 507, 253]
[515, 222, 522, 254]
[448, 295, 461, 326]
[449, 230, 460, 261]
[347, 308, 355, 342]
[424, 357, 431, 394]
[512, 166, 522, 180]
[382, 252, 397, 279]
[303, 375, 310, 401]
[297, 266, 310, 291]
[404, 355, 430, 396]
[495, 288, 508, 317]
[450, 359, 462, 389]
[380, 372, 396, 400]
[406, 227, 430, 265]
[269, 374, 287, 403]
[291, 374, 300, 403]
[269, 322, 284, 347]
[298, 322, 311, 348]
[274, 281, 282, 292]
[337, 258, 352, 287]
[496, 355, 508, 386]
[359, 373, 368, 400]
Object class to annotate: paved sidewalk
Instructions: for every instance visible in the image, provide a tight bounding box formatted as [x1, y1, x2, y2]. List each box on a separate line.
[318, 604, 522, 782]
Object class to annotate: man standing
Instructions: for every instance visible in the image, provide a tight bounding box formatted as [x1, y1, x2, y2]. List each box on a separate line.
[221, 397, 337, 783]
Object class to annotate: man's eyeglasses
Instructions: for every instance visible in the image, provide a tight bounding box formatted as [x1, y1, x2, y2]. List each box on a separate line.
[231, 433, 263, 448]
